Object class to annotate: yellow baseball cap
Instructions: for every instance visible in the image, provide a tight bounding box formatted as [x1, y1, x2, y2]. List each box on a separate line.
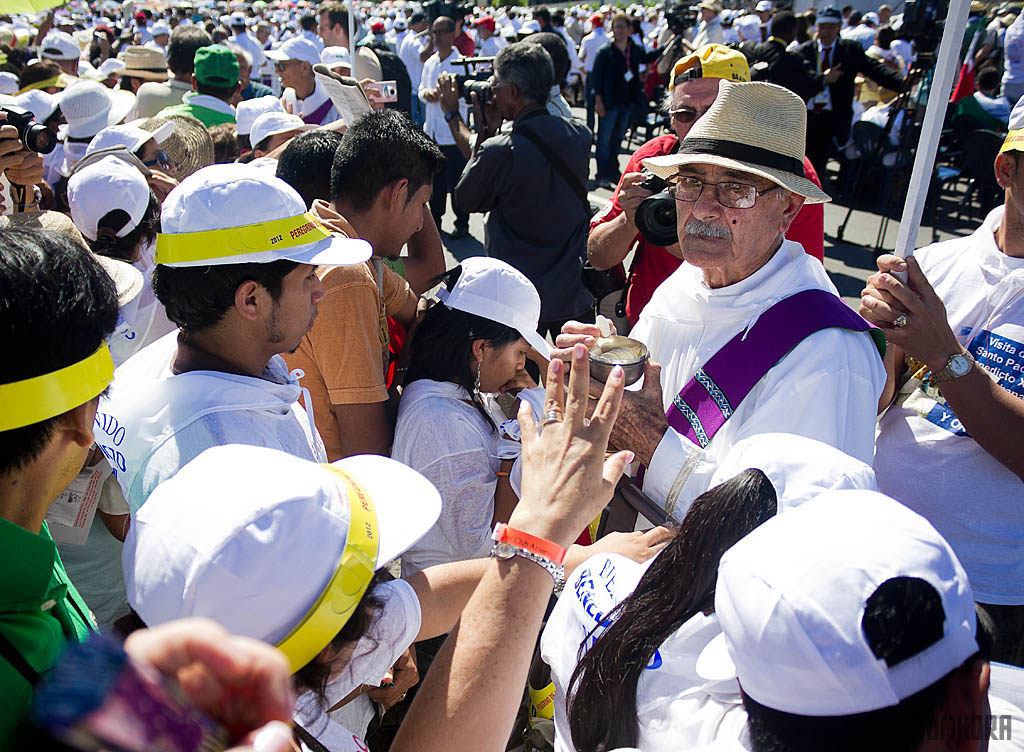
[669, 43, 751, 89]
[1001, 96, 1024, 153]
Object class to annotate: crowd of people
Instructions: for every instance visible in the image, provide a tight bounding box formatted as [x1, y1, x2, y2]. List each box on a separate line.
[0, 1, 1023, 751]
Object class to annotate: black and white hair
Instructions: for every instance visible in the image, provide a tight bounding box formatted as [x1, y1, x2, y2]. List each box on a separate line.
[494, 42, 554, 105]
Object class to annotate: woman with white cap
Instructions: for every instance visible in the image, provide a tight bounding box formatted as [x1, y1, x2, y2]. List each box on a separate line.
[392, 257, 554, 579]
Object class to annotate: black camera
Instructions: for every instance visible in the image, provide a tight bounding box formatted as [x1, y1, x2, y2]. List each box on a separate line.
[453, 57, 496, 105]
[665, 6, 697, 35]
[0, 105, 56, 154]
[423, 0, 471, 23]
[635, 172, 678, 247]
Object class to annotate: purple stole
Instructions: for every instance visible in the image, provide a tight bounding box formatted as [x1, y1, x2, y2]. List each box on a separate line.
[303, 98, 334, 125]
[637, 289, 884, 484]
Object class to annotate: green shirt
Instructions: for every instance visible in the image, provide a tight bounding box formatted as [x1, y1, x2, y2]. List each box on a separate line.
[0, 519, 95, 746]
[158, 92, 236, 128]
[383, 257, 406, 279]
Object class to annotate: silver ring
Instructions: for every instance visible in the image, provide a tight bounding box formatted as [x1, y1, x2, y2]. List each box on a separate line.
[540, 410, 563, 426]
[893, 314, 908, 329]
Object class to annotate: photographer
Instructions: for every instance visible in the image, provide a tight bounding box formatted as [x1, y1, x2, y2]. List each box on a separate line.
[0, 113, 46, 215]
[446, 42, 594, 336]
[588, 45, 824, 327]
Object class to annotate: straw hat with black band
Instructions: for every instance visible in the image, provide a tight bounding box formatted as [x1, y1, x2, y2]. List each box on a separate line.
[116, 46, 169, 83]
[137, 114, 213, 179]
[644, 80, 831, 204]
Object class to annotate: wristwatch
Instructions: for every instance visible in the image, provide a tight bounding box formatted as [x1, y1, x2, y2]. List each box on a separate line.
[444, 110, 458, 122]
[490, 523, 567, 594]
[931, 349, 975, 383]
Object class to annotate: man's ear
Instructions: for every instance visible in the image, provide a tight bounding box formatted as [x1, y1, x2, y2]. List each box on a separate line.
[62, 398, 100, 449]
[922, 658, 990, 752]
[384, 178, 410, 212]
[234, 279, 267, 321]
[777, 191, 805, 235]
[994, 152, 1018, 190]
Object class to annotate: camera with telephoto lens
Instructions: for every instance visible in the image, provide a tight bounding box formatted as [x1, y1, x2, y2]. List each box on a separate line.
[453, 57, 497, 105]
[665, 5, 697, 35]
[635, 172, 678, 247]
[0, 105, 56, 154]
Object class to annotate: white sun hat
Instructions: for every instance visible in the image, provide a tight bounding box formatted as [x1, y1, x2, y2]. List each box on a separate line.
[59, 80, 135, 139]
[265, 36, 322, 65]
[0, 72, 18, 95]
[68, 155, 151, 241]
[235, 94, 283, 136]
[249, 110, 310, 149]
[438, 256, 551, 359]
[86, 119, 175, 156]
[125, 444, 442, 672]
[643, 80, 831, 203]
[696, 489, 978, 717]
[155, 163, 371, 268]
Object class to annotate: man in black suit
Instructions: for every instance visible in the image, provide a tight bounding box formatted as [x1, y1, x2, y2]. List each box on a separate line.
[794, 5, 905, 180]
[743, 10, 822, 103]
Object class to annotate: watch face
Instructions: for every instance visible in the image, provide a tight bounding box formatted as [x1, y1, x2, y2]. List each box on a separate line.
[494, 541, 516, 559]
[950, 354, 971, 377]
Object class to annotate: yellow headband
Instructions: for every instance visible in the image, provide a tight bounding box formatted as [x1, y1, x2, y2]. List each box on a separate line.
[276, 465, 380, 673]
[155, 212, 334, 266]
[18, 75, 62, 94]
[1001, 128, 1024, 154]
[0, 343, 114, 432]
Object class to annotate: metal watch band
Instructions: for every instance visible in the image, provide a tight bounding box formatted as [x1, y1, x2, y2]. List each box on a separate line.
[932, 350, 975, 383]
[490, 541, 567, 595]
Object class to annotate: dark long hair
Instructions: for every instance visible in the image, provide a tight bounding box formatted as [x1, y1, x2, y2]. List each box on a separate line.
[404, 266, 521, 432]
[566, 469, 778, 751]
[87, 191, 161, 263]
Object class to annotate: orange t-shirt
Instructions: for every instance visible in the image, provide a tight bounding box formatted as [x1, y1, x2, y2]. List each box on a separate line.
[284, 204, 412, 461]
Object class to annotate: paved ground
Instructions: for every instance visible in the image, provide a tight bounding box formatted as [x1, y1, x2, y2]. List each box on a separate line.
[431, 119, 986, 311]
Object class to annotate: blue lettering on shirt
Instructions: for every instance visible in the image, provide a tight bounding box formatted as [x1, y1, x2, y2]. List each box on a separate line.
[923, 330, 1024, 436]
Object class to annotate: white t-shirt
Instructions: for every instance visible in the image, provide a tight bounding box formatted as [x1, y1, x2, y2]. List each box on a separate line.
[630, 240, 886, 522]
[874, 206, 1024, 605]
[539, 553, 750, 752]
[293, 579, 421, 751]
[1004, 12, 1024, 89]
[398, 31, 428, 90]
[419, 49, 469, 146]
[579, 28, 608, 74]
[392, 380, 503, 576]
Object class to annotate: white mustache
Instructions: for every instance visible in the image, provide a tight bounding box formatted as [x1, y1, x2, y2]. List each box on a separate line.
[684, 217, 732, 240]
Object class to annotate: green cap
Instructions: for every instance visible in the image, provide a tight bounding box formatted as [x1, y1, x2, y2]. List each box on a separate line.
[194, 44, 240, 88]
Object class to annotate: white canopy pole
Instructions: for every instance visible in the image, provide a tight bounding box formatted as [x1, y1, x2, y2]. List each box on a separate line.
[349, 0, 357, 75]
[891, 0, 971, 259]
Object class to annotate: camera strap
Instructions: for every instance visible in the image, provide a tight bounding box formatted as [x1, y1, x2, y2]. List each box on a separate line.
[513, 120, 591, 217]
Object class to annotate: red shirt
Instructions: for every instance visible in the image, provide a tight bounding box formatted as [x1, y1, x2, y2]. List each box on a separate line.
[590, 135, 825, 325]
[454, 30, 475, 57]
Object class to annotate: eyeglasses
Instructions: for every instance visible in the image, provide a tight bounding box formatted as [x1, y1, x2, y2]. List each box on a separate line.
[142, 150, 173, 170]
[669, 107, 701, 124]
[669, 175, 781, 209]
[274, 60, 296, 72]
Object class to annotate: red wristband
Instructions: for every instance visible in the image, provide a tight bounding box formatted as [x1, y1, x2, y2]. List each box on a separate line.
[491, 523, 567, 565]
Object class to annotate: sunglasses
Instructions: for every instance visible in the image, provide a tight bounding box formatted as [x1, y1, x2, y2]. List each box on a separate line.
[142, 150, 172, 170]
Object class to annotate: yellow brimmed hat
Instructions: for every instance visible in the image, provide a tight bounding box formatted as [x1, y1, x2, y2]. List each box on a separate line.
[1001, 97, 1024, 153]
[644, 80, 831, 204]
[0, 343, 114, 432]
[127, 446, 442, 673]
[155, 163, 371, 268]
[669, 43, 750, 89]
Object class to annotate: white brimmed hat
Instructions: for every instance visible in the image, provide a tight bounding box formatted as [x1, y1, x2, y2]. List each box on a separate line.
[250, 110, 310, 149]
[643, 80, 831, 204]
[126, 445, 441, 672]
[320, 45, 352, 69]
[697, 490, 978, 716]
[59, 80, 136, 139]
[265, 36, 322, 65]
[40, 30, 80, 61]
[68, 155, 151, 241]
[156, 163, 371, 268]
[87, 119, 175, 156]
[0, 72, 18, 95]
[438, 257, 551, 359]
[235, 94, 283, 136]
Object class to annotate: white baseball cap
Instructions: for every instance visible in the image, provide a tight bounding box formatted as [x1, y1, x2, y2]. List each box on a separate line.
[250, 110, 309, 149]
[0, 72, 18, 95]
[230, 11, 247, 26]
[126, 444, 442, 672]
[235, 94, 283, 136]
[155, 163, 371, 268]
[59, 80, 135, 139]
[87, 120, 175, 156]
[320, 45, 352, 69]
[707, 433, 876, 515]
[438, 257, 551, 359]
[40, 30, 80, 61]
[754, 0, 773, 11]
[151, 21, 171, 36]
[68, 156, 151, 241]
[13, 89, 59, 122]
[265, 36, 322, 65]
[697, 490, 978, 717]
